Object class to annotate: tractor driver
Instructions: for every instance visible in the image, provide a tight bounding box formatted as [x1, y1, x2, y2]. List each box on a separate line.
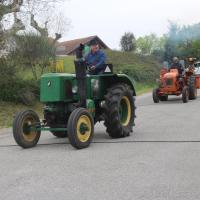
[85, 40, 106, 75]
[170, 57, 184, 75]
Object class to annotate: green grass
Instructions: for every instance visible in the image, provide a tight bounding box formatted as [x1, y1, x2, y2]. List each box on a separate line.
[59, 56, 75, 73]
[16, 56, 75, 81]
[135, 82, 155, 95]
[0, 101, 43, 128]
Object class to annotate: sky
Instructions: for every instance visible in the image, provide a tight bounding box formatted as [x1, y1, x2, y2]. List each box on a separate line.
[62, 0, 200, 49]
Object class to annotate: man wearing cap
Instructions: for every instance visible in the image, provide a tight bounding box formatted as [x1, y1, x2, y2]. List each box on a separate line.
[170, 57, 184, 75]
[85, 40, 106, 75]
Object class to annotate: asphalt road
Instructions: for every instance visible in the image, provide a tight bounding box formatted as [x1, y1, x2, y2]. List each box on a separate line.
[1, 93, 200, 200]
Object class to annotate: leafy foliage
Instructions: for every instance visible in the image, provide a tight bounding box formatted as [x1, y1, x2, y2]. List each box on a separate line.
[13, 33, 56, 80]
[120, 32, 136, 52]
[164, 21, 200, 61]
[0, 56, 39, 103]
[105, 50, 161, 83]
[136, 34, 166, 56]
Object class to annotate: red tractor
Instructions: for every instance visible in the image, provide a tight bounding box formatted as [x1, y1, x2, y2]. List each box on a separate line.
[153, 58, 200, 103]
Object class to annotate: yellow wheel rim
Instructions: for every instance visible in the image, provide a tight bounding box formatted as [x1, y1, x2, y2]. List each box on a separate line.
[120, 96, 131, 126]
[77, 115, 92, 142]
[22, 116, 37, 142]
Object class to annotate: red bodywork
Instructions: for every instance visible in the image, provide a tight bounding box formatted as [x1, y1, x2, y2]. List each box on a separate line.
[158, 66, 200, 96]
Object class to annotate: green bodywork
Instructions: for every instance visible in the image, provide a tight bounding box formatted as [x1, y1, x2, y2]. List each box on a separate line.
[36, 72, 136, 132]
[40, 73, 136, 102]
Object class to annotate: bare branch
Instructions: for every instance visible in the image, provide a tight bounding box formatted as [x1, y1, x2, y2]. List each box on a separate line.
[30, 13, 48, 37]
[5, 12, 25, 35]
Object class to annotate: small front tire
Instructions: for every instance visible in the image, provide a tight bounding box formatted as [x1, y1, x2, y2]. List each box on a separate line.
[13, 110, 41, 148]
[67, 108, 94, 149]
[182, 86, 189, 103]
[153, 88, 160, 103]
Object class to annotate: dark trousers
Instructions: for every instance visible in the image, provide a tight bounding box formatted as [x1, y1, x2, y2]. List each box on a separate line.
[77, 78, 86, 107]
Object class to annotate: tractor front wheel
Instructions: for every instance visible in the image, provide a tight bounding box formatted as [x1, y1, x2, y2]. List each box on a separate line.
[182, 86, 189, 103]
[67, 108, 94, 149]
[104, 84, 136, 138]
[13, 110, 41, 148]
[153, 88, 160, 103]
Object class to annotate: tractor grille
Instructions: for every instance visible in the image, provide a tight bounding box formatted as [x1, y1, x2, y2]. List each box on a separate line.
[166, 78, 173, 86]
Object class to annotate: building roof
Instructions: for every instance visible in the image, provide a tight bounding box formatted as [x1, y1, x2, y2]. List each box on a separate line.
[57, 35, 109, 55]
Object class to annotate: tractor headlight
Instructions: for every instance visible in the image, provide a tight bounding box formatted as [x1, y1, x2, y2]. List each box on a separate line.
[91, 79, 100, 97]
[48, 81, 51, 87]
[72, 85, 78, 94]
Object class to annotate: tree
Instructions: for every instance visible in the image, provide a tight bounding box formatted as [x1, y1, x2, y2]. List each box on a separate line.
[163, 21, 200, 60]
[14, 33, 56, 80]
[136, 34, 166, 57]
[120, 32, 136, 52]
[0, 0, 24, 55]
[190, 40, 200, 58]
[0, 0, 69, 57]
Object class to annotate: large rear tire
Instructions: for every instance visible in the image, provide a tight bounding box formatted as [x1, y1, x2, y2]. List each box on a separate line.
[188, 76, 197, 100]
[153, 88, 160, 103]
[182, 86, 189, 103]
[104, 84, 136, 138]
[13, 110, 41, 148]
[67, 108, 94, 149]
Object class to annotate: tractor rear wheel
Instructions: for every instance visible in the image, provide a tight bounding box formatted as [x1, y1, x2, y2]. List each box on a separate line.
[104, 84, 136, 138]
[182, 86, 189, 103]
[67, 108, 94, 149]
[188, 76, 197, 100]
[13, 110, 41, 148]
[153, 88, 160, 103]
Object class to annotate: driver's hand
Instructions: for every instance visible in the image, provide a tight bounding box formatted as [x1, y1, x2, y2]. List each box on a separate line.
[90, 66, 96, 70]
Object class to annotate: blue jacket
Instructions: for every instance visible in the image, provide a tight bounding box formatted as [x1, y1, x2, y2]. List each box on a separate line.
[85, 50, 106, 70]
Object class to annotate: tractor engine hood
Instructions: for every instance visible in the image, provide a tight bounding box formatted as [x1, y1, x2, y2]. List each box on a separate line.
[164, 69, 179, 79]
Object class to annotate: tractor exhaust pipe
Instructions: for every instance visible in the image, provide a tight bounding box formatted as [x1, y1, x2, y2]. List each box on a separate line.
[74, 44, 87, 107]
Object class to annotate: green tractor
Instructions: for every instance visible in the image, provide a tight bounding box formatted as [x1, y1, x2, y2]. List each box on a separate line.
[13, 46, 136, 149]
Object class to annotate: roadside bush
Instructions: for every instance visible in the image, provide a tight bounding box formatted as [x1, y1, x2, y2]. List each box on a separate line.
[0, 78, 39, 105]
[121, 66, 159, 83]
[14, 34, 56, 80]
[0, 57, 39, 104]
[105, 50, 161, 83]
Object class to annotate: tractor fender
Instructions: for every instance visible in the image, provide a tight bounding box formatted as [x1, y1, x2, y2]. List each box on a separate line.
[115, 74, 136, 96]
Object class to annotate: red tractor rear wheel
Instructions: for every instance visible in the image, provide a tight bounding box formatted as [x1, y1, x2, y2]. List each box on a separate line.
[188, 76, 197, 100]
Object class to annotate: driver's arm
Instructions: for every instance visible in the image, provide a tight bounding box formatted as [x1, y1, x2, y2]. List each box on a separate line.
[95, 51, 106, 69]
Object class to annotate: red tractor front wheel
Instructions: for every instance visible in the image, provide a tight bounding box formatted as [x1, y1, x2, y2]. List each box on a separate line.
[153, 88, 160, 103]
[182, 86, 189, 103]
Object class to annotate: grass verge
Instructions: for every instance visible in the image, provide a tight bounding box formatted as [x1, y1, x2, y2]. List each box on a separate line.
[135, 82, 155, 95]
[0, 101, 43, 128]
